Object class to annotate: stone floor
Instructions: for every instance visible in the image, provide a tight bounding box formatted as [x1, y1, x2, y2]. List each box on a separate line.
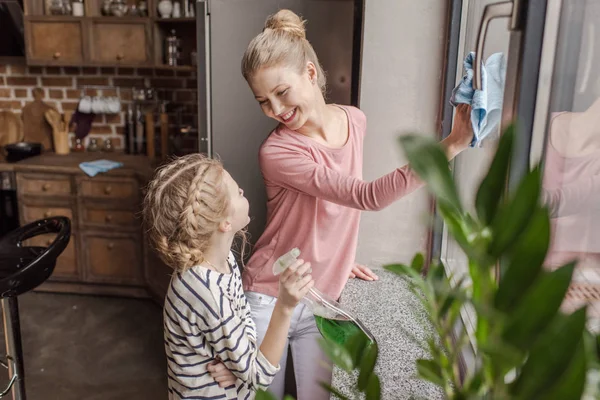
[0, 292, 167, 400]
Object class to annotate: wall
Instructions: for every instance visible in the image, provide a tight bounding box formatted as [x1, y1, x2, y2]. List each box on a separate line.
[0, 63, 197, 152]
[356, 0, 449, 267]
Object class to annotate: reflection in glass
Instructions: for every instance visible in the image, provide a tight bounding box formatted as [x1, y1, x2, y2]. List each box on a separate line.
[541, 0, 600, 329]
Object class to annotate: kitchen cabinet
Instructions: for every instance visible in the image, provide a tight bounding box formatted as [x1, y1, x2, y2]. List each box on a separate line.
[22, 0, 196, 69]
[89, 19, 152, 65]
[25, 18, 85, 64]
[0, 153, 171, 299]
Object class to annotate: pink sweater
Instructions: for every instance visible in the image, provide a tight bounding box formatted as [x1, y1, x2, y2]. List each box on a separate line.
[242, 106, 423, 300]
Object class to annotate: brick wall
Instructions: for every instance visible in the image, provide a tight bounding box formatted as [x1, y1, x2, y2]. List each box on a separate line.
[0, 63, 198, 152]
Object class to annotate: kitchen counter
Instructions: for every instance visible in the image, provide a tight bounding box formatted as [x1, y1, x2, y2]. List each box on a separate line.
[332, 269, 444, 399]
[0, 152, 156, 179]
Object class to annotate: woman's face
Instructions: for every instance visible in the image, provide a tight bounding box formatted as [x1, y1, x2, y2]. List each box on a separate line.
[248, 63, 319, 131]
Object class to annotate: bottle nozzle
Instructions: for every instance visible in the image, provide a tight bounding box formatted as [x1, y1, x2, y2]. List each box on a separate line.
[272, 248, 301, 276]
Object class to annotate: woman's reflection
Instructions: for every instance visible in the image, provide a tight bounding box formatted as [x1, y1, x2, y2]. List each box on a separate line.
[542, 80, 600, 285]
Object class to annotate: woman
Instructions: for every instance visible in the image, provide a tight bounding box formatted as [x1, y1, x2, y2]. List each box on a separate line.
[239, 9, 473, 399]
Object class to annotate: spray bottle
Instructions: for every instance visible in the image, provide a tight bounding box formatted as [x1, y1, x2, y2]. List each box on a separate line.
[273, 248, 376, 346]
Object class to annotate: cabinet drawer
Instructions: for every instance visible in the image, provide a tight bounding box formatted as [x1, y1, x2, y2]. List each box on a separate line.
[23, 233, 78, 281]
[83, 208, 137, 228]
[79, 178, 137, 200]
[21, 204, 73, 224]
[26, 20, 84, 64]
[17, 174, 72, 197]
[90, 21, 150, 65]
[85, 234, 142, 285]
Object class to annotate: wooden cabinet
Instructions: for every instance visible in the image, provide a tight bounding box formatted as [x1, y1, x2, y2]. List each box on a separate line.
[25, 18, 85, 64]
[22, 0, 197, 69]
[89, 20, 151, 65]
[1, 153, 158, 298]
[17, 173, 72, 197]
[84, 233, 143, 285]
[23, 233, 79, 280]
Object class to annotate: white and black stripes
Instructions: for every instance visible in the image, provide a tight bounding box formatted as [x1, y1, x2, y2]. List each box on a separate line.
[164, 252, 279, 400]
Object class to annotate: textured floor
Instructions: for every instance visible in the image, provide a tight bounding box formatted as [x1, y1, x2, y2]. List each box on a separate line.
[0, 292, 167, 400]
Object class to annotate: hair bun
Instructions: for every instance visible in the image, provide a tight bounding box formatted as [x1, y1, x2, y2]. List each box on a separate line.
[264, 9, 306, 39]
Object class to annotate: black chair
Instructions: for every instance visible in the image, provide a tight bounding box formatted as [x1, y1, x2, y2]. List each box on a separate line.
[0, 217, 71, 400]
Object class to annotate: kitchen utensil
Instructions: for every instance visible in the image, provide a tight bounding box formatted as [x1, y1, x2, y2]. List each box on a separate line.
[0, 111, 24, 148]
[102, 139, 114, 152]
[145, 112, 155, 159]
[44, 109, 70, 155]
[164, 29, 181, 66]
[3, 142, 42, 163]
[160, 107, 168, 159]
[21, 88, 56, 151]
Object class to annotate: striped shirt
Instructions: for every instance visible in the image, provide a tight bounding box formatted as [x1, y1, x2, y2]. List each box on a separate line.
[164, 252, 279, 400]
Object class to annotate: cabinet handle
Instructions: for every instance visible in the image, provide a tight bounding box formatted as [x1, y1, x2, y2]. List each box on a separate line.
[44, 211, 52, 218]
[104, 185, 112, 195]
[105, 214, 113, 223]
[42, 183, 51, 191]
[53, 52, 61, 59]
[107, 242, 115, 250]
[116, 53, 124, 61]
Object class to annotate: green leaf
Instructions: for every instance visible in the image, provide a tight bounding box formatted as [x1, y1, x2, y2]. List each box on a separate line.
[366, 372, 381, 400]
[411, 253, 425, 274]
[358, 342, 378, 391]
[502, 262, 575, 350]
[256, 390, 278, 400]
[510, 307, 587, 399]
[475, 124, 514, 225]
[416, 358, 445, 387]
[345, 331, 369, 368]
[319, 383, 350, 400]
[318, 338, 353, 373]
[399, 135, 462, 213]
[438, 202, 482, 263]
[384, 263, 421, 281]
[477, 340, 523, 371]
[541, 340, 587, 400]
[494, 206, 551, 312]
[489, 166, 542, 257]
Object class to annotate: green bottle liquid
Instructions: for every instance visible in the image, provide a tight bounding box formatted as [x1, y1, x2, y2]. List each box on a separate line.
[273, 249, 376, 346]
[314, 315, 370, 346]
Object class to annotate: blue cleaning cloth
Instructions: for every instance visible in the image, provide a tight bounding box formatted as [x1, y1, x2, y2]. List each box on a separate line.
[450, 51, 506, 147]
[79, 159, 124, 177]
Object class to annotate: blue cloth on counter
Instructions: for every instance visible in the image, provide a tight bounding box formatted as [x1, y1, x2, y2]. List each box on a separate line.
[450, 51, 506, 147]
[79, 159, 123, 177]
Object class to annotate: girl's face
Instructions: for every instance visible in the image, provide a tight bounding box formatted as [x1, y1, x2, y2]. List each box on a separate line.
[222, 171, 250, 232]
[248, 63, 319, 131]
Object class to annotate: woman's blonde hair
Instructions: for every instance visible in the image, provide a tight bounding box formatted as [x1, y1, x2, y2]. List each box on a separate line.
[241, 9, 326, 94]
[143, 154, 247, 272]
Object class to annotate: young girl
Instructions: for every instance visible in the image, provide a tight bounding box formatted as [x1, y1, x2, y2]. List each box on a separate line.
[143, 153, 314, 399]
[239, 9, 473, 399]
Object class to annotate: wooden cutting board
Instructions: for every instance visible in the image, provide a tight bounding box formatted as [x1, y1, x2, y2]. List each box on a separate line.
[0, 110, 24, 147]
[21, 88, 56, 151]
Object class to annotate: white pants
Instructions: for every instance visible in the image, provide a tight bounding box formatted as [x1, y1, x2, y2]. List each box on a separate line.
[245, 291, 332, 400]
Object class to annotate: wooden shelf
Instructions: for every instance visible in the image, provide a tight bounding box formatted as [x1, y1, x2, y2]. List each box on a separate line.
[153, 17, 195, 23]
[154, 64, 195, 71]
[25, 15, 150, 21]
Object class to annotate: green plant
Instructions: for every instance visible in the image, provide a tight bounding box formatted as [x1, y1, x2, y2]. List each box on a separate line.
[256, 334, 381, 400]
[383, 125, 600, 399]
[258, 125, 600, 400]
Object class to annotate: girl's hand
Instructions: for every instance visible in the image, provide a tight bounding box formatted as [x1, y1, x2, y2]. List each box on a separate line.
[349, 264, 379, 281]
[278, 259, 314, 310]
[207, 359, 236, 388]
